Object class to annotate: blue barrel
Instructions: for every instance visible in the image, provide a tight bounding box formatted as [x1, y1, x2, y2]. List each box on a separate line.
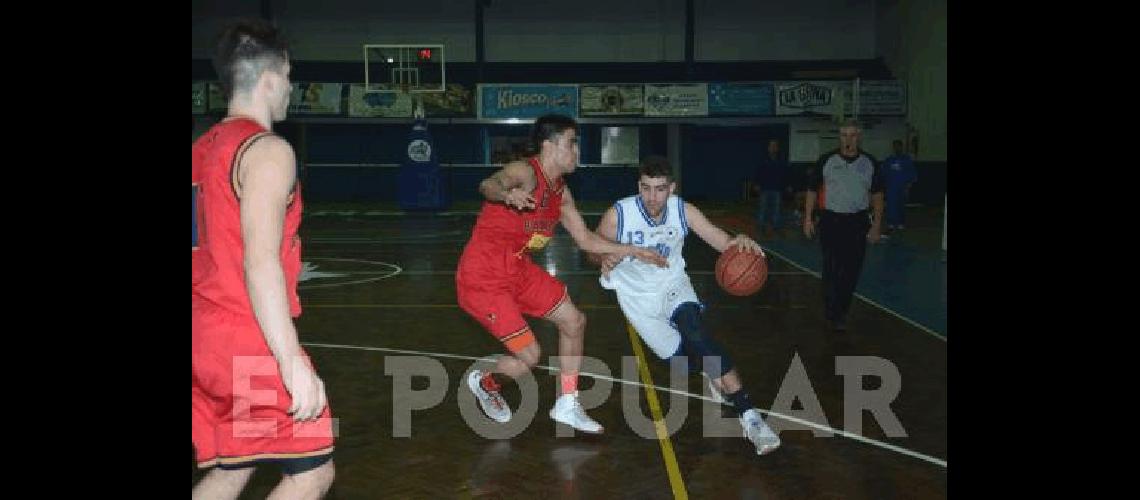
[397, 118, 450, 210]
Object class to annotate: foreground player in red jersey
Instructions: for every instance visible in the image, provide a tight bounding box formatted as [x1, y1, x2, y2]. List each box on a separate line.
[192, 19, 334, 499]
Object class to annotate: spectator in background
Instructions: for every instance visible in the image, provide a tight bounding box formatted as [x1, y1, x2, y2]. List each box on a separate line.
[883, 139, 917, 233]
[753, 139, 789, 237]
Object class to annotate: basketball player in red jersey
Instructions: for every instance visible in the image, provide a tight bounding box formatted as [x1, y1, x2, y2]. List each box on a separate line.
[458, 114, 667, 433]
[192, 19, 334, 499]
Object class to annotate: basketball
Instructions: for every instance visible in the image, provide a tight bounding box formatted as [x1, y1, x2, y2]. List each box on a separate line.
[715, 245, 768, 296]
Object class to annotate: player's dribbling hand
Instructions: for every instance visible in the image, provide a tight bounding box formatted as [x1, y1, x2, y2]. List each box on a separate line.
[730, 235, 765, 257]
[504, 187, 536, 210]
[282, 358, 329, 422]
[629, 247, 668, 268]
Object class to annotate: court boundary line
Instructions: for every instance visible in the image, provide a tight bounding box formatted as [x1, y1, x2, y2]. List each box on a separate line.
[301, 341, 948, 469]
[761, 248, 947, 342]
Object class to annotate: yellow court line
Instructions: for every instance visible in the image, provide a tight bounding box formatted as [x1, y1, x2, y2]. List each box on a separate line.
[626, 321, 688, 500]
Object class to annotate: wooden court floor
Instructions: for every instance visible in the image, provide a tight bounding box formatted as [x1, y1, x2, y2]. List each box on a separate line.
[193, 206, 947, 499]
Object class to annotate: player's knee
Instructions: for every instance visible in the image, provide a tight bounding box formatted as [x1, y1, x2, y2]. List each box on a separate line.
[558, 309, 586, 339]
[571, 310, 586, 336]
[523, 351, 540, 368]
[671, 303, 734, 377]
[671, 302, 704, 342]
[515, 343, 541, 367]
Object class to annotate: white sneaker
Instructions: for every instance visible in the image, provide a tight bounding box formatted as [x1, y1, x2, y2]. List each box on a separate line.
[740, 409, 781, 456]
[467, 370, 511, 423]
[549, 392, 604, 434]
[702, 372, 726, 404]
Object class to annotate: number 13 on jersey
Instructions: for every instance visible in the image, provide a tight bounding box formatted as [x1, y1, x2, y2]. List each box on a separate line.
[626, 230, 671, 258]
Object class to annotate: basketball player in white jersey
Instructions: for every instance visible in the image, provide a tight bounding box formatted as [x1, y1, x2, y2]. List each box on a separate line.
[587, 156, 780, 456]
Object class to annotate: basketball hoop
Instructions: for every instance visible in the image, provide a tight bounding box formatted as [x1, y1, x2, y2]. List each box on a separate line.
[363, 44, 446, 95]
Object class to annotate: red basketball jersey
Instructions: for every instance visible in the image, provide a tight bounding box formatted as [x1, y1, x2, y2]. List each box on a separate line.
[468, 157, 565, 257]
[192, 117, 303, 318]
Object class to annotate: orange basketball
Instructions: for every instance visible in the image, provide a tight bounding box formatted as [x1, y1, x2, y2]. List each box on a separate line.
[715, 245, 768, 296]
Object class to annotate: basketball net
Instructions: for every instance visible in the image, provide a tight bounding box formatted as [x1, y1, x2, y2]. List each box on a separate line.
[413, 97, 425, 119]
[401, 83, 425, 119]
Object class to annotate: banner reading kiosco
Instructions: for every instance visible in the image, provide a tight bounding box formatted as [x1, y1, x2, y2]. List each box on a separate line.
[478, 84, 579, 119]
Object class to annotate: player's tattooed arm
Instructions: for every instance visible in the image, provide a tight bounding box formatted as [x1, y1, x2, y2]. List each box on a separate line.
[479, 161, 535, 209]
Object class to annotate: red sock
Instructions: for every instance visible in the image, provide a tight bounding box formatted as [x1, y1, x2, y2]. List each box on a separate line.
[560, 371, 578, 394]
[480, 372, 501, 392]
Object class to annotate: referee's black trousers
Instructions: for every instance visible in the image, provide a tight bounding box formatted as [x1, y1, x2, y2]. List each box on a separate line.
[818, 209, 870, 322]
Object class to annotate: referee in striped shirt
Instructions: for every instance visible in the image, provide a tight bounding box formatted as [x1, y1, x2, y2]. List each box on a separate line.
[803, 120, 885, 332]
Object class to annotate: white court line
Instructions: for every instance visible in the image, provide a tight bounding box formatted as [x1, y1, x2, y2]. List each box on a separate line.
[761, 247, 947, 342]
[301, 340, 947, 469]
[298, 257, 402, 290]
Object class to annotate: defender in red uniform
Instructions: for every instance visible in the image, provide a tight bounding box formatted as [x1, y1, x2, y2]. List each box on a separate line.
[457, 114, 667, 433]
[192, 20, 335, 499]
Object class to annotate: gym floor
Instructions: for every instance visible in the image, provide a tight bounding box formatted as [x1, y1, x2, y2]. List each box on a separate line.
[192, 201, 947, 499]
